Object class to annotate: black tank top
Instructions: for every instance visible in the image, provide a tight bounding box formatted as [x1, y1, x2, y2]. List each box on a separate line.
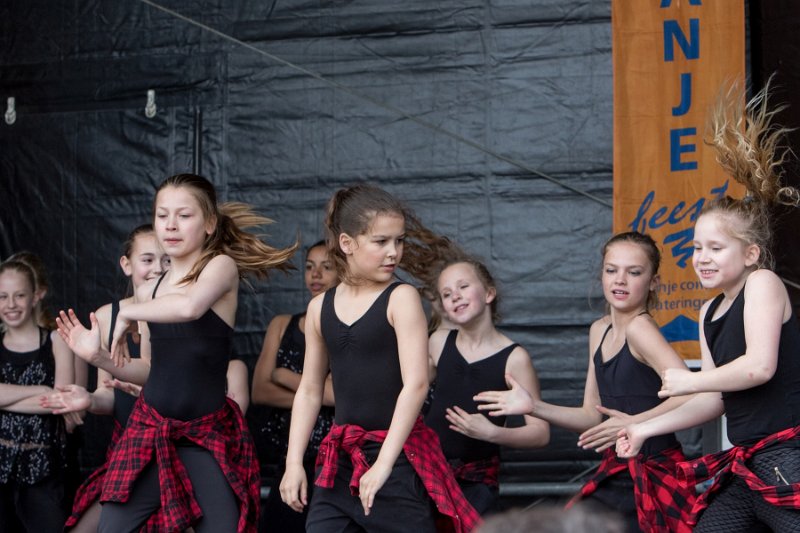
[593, 325, 679, 456]
[143, 274, 233, 420]
[704, 285, 800, 445]
[108, 300, 142, 426]
[320, 282, 403, 430]
[425, 329, 517, 461]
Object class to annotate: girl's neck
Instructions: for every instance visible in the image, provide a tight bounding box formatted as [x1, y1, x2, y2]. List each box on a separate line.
[457, 312, 499, 348]
[166, 253, 202, 283]
[2, 318, 39, 343]
[343, 277, 392, 294]
[721, 269, 753, 303]
[609, 306, 647, 331]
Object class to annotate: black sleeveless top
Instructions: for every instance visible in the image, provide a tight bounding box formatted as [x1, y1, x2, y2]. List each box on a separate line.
[704, 285, 800, 445]
[593, 325, 679, 457]
[143, 274, 233, 420]
[320, 282, 403, 431]
[0, 329, 66, 484]
[109, 300, 142, 426]
[425, 329, 517, 461]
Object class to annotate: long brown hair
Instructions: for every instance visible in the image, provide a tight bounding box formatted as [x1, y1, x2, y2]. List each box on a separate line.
[155, 174, 297, 284]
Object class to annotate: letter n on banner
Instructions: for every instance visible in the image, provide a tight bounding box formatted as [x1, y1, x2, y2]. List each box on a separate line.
[612, 0, 745, 360]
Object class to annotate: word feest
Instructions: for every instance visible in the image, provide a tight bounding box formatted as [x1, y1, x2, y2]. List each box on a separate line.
[628, 181, 728, 268]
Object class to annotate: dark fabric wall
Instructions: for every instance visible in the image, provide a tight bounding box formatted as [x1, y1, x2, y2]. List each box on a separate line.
[0, 0, 612, 471]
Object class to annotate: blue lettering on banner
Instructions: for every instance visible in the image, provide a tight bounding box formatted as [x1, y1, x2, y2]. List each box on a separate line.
[670, 127, 698, 171]
[660, 0, 702, 8]
[672, 72, 692, 116]
[628, 181, 728, 267]
[663, 19, 700, 61]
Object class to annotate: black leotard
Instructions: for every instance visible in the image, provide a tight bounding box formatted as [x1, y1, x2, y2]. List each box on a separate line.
[320, 282, 403, 431]
[425, 330, 516, 461]
[142, 275, 232, 420]
[594, 325, 679, 457]
[704, 285, 800, 445]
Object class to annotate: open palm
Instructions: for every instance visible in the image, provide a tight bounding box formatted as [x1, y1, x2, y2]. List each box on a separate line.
[56, 309, 101, 362]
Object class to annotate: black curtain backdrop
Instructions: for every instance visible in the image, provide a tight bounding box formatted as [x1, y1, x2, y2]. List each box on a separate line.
[0, 0, 797, 483]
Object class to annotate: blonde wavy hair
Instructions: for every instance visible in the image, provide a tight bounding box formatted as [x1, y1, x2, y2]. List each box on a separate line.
[701, 77, 800, 269]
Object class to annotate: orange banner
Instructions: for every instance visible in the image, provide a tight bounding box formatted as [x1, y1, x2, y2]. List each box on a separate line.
[612, 0, 745, 359]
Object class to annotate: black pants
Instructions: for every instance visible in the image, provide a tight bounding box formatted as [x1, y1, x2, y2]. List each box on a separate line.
[459, 480, 499, 516]
[695, 445, 800, 532]
[306, 445, 436, 533]
[98, 445, 239, 533]
[585, 475, 641, 533]
[0, 473, 65, 533]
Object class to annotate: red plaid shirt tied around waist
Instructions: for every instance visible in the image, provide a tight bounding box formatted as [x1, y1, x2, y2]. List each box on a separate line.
[449, 456, 500, 488]
[315, 417, 481, 533]
[100, 396, 260, 533]
[677, 424, 800, 526]
[568, 446, 694, 533]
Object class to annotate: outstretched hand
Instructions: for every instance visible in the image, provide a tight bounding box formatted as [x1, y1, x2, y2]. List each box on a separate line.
[40, 384, 91, 415]
[56, 310, 101, 363]
[578, 405, 633, 452]
[473, 373, 535, 417]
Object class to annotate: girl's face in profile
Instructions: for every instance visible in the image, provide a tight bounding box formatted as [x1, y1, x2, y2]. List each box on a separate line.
[345, 212, 406, 283]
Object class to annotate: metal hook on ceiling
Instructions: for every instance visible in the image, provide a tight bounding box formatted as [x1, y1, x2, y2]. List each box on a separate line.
[5, 97, 16, 125]
[145, 90, 157, 118]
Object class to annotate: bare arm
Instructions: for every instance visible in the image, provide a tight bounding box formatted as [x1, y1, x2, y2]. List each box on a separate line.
[111, 255, 238, 359]
[660, 270, 788, 396]
[90, 368, 117, 415]
[0, 384, 50, 407]
[251, 315, 296, 408]
[119, 255, 238, 324]
[227, 359, 250, 415]
[3, 332, 75, 415]
[280, 296, 329, 512]
[56, 309, 151, 384]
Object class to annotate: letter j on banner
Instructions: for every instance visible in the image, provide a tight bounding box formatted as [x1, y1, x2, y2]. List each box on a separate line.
[612, 0, 745, 360]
